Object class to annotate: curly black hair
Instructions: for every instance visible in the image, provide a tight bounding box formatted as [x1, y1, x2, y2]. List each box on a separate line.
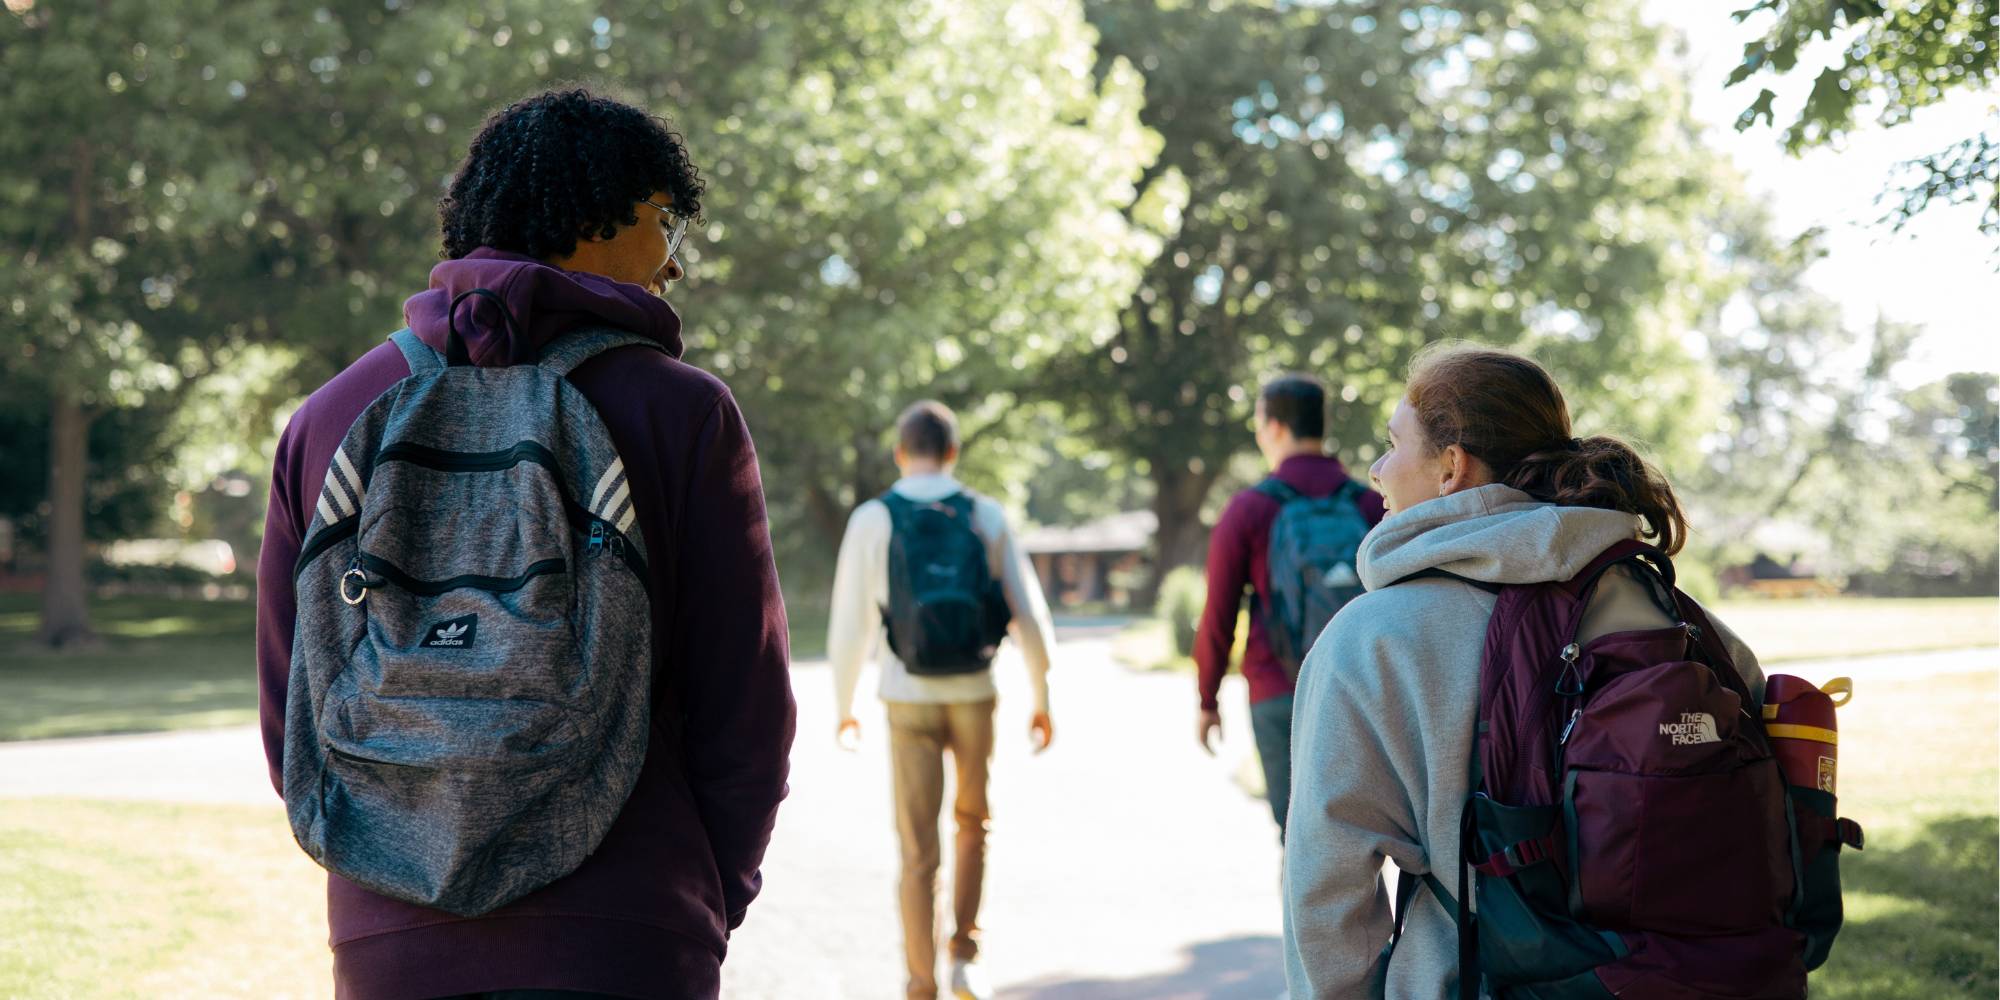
[437, 87, 704, 261]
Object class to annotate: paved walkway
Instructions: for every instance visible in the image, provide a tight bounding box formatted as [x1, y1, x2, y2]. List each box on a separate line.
[723, 625, 1290, 999]
[1, 637, 1992, 998]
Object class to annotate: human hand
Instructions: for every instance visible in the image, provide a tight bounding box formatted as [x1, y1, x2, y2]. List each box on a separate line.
[1197, 708, 1222, 755]
[1029, 712, 1054, 754]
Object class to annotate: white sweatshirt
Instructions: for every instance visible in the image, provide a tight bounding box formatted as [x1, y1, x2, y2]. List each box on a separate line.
[828, 472, 1055, 716]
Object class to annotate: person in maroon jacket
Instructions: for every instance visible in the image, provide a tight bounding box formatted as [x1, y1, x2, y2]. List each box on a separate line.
[1194, 374, 1385, 836]
[255, 88, 796, 1000]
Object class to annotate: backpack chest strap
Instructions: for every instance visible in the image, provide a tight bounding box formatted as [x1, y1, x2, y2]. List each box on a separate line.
[1470, 831, 1561, 878]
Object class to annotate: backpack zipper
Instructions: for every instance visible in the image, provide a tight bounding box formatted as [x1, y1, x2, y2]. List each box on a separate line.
[1543, 642, 1585, 767]
[358, 553, 566, 596]
[326, 744, 414, 768]
[373, 441, 649, 589]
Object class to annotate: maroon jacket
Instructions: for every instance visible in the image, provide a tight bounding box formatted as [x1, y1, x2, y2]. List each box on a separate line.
[255, 249, 796, 999]
[1194, 454, 1385, 711]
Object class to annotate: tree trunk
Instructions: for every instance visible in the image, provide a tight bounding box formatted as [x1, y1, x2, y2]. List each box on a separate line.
[38, 387, 95, 648]
[1139, 461, 1219, 607]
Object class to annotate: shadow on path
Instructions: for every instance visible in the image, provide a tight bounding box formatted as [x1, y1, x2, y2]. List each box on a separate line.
[999, 935, 1285, 1000]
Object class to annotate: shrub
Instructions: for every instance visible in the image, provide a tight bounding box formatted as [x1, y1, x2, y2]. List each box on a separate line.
[1156, 565, 1206, 657]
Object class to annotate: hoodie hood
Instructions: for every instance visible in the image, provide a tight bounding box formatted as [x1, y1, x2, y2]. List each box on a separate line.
[402, 248, 684, 367]
[1357, 483, 1642, 591]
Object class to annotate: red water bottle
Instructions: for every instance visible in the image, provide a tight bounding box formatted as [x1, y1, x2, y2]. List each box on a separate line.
[1761, 675, 1851, 794]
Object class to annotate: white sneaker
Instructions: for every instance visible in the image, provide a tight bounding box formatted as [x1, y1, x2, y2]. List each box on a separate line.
[949, 958, 992, 1000]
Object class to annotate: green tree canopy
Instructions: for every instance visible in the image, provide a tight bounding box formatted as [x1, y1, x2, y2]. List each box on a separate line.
[1, 0, 604, 642]
[3, 0, 1164, 632]
[1065, 0, 1728, 589]
[1686, 208, 1998, 592]
[1727, 0, 2000, 236]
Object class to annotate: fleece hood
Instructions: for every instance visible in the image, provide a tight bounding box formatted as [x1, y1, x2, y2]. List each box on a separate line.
[1357, 483, 1643, 591]
[401, 248, 683, 367]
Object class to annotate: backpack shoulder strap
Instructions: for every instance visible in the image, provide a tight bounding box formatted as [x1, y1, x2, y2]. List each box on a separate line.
[1252, 476, 1300, 504]
[389, 327, 443, 375]
[535, 326, 668, 378]
[939, 489, 979, 520]
[1560, 538, 1674, 599]
[878, 490, 915, 518]
[1379, 867, 1468, 990]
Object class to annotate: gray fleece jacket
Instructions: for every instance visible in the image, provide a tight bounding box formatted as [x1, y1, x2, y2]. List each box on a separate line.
[1280, 484, 1762, 1000]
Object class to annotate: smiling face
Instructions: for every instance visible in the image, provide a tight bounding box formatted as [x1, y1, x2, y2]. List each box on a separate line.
[1369, 397, 1443, 515]
[1369, 395, 1491, 515]
[553, 190, 687, 295]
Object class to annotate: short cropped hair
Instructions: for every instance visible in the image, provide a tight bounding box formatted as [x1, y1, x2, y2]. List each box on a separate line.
[897, 400, 960, 461]
[1258, 374, 1327, 439]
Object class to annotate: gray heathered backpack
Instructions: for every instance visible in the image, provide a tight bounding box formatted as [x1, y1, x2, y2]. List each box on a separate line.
[284, 306, 658, 916]
[1255, 476, 1369, 681]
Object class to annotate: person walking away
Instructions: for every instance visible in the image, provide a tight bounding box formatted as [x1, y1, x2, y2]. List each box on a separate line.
[1194, 374, 1384, 837]
[827, 400, 1058, 1000]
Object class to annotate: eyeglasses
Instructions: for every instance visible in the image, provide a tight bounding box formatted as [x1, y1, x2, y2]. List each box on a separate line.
[640, 199, 689, 261]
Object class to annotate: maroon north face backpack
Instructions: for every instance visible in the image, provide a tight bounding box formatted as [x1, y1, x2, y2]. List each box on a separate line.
[1388, 540, 1862, 1000]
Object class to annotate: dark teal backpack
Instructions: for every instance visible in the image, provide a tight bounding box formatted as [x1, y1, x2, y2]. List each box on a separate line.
[1255, 477, 1370, 680]
[879, 490, 1011, 676]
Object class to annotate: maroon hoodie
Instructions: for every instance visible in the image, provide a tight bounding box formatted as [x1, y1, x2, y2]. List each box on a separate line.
[1194, 454, 1386, 710]
[255, 248, 796, 999]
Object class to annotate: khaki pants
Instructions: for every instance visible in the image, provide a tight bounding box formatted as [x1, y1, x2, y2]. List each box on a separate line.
[886, 699, 996, 1000]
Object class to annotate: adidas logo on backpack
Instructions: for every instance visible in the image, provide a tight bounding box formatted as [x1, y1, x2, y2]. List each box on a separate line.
[422, 615, 478, 648]
[282, 304, 660, 917]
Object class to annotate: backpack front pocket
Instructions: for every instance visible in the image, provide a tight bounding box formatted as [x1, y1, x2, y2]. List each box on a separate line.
[1561, 657, 1794, 935]
[351, 458, 582, 704]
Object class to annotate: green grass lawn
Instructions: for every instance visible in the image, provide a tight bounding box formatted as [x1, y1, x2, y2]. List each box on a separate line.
[1808, 669, 1999, 999]
[0, 799, 330, 998]
[1118, 596, 2000, 674]
[0, 592, 836, 742]
[0, 595, 260, 742]
[1707, 596, 1998, 663]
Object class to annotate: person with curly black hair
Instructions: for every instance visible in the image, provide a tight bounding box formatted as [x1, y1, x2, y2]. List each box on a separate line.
[437, 86, 706, 290]
[257, 87, 795, 1000]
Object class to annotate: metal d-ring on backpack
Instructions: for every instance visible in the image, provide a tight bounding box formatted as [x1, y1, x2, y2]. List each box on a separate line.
[1255, 477, 1370, 680]
[283, 289, 661, 916]
[1385, 540, 1862, 1000]
[879, 490, 1012, 676]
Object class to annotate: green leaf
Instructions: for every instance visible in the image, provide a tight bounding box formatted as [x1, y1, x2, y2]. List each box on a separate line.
[1735, 88, 1779, 131]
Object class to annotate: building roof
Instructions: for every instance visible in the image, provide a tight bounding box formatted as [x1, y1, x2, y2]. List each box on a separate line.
[1020, 510, 1157, 555]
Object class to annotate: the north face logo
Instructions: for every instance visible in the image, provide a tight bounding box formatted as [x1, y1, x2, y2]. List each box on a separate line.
[422, 614, 479, 649]
[1659, 711, 1719, 746]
